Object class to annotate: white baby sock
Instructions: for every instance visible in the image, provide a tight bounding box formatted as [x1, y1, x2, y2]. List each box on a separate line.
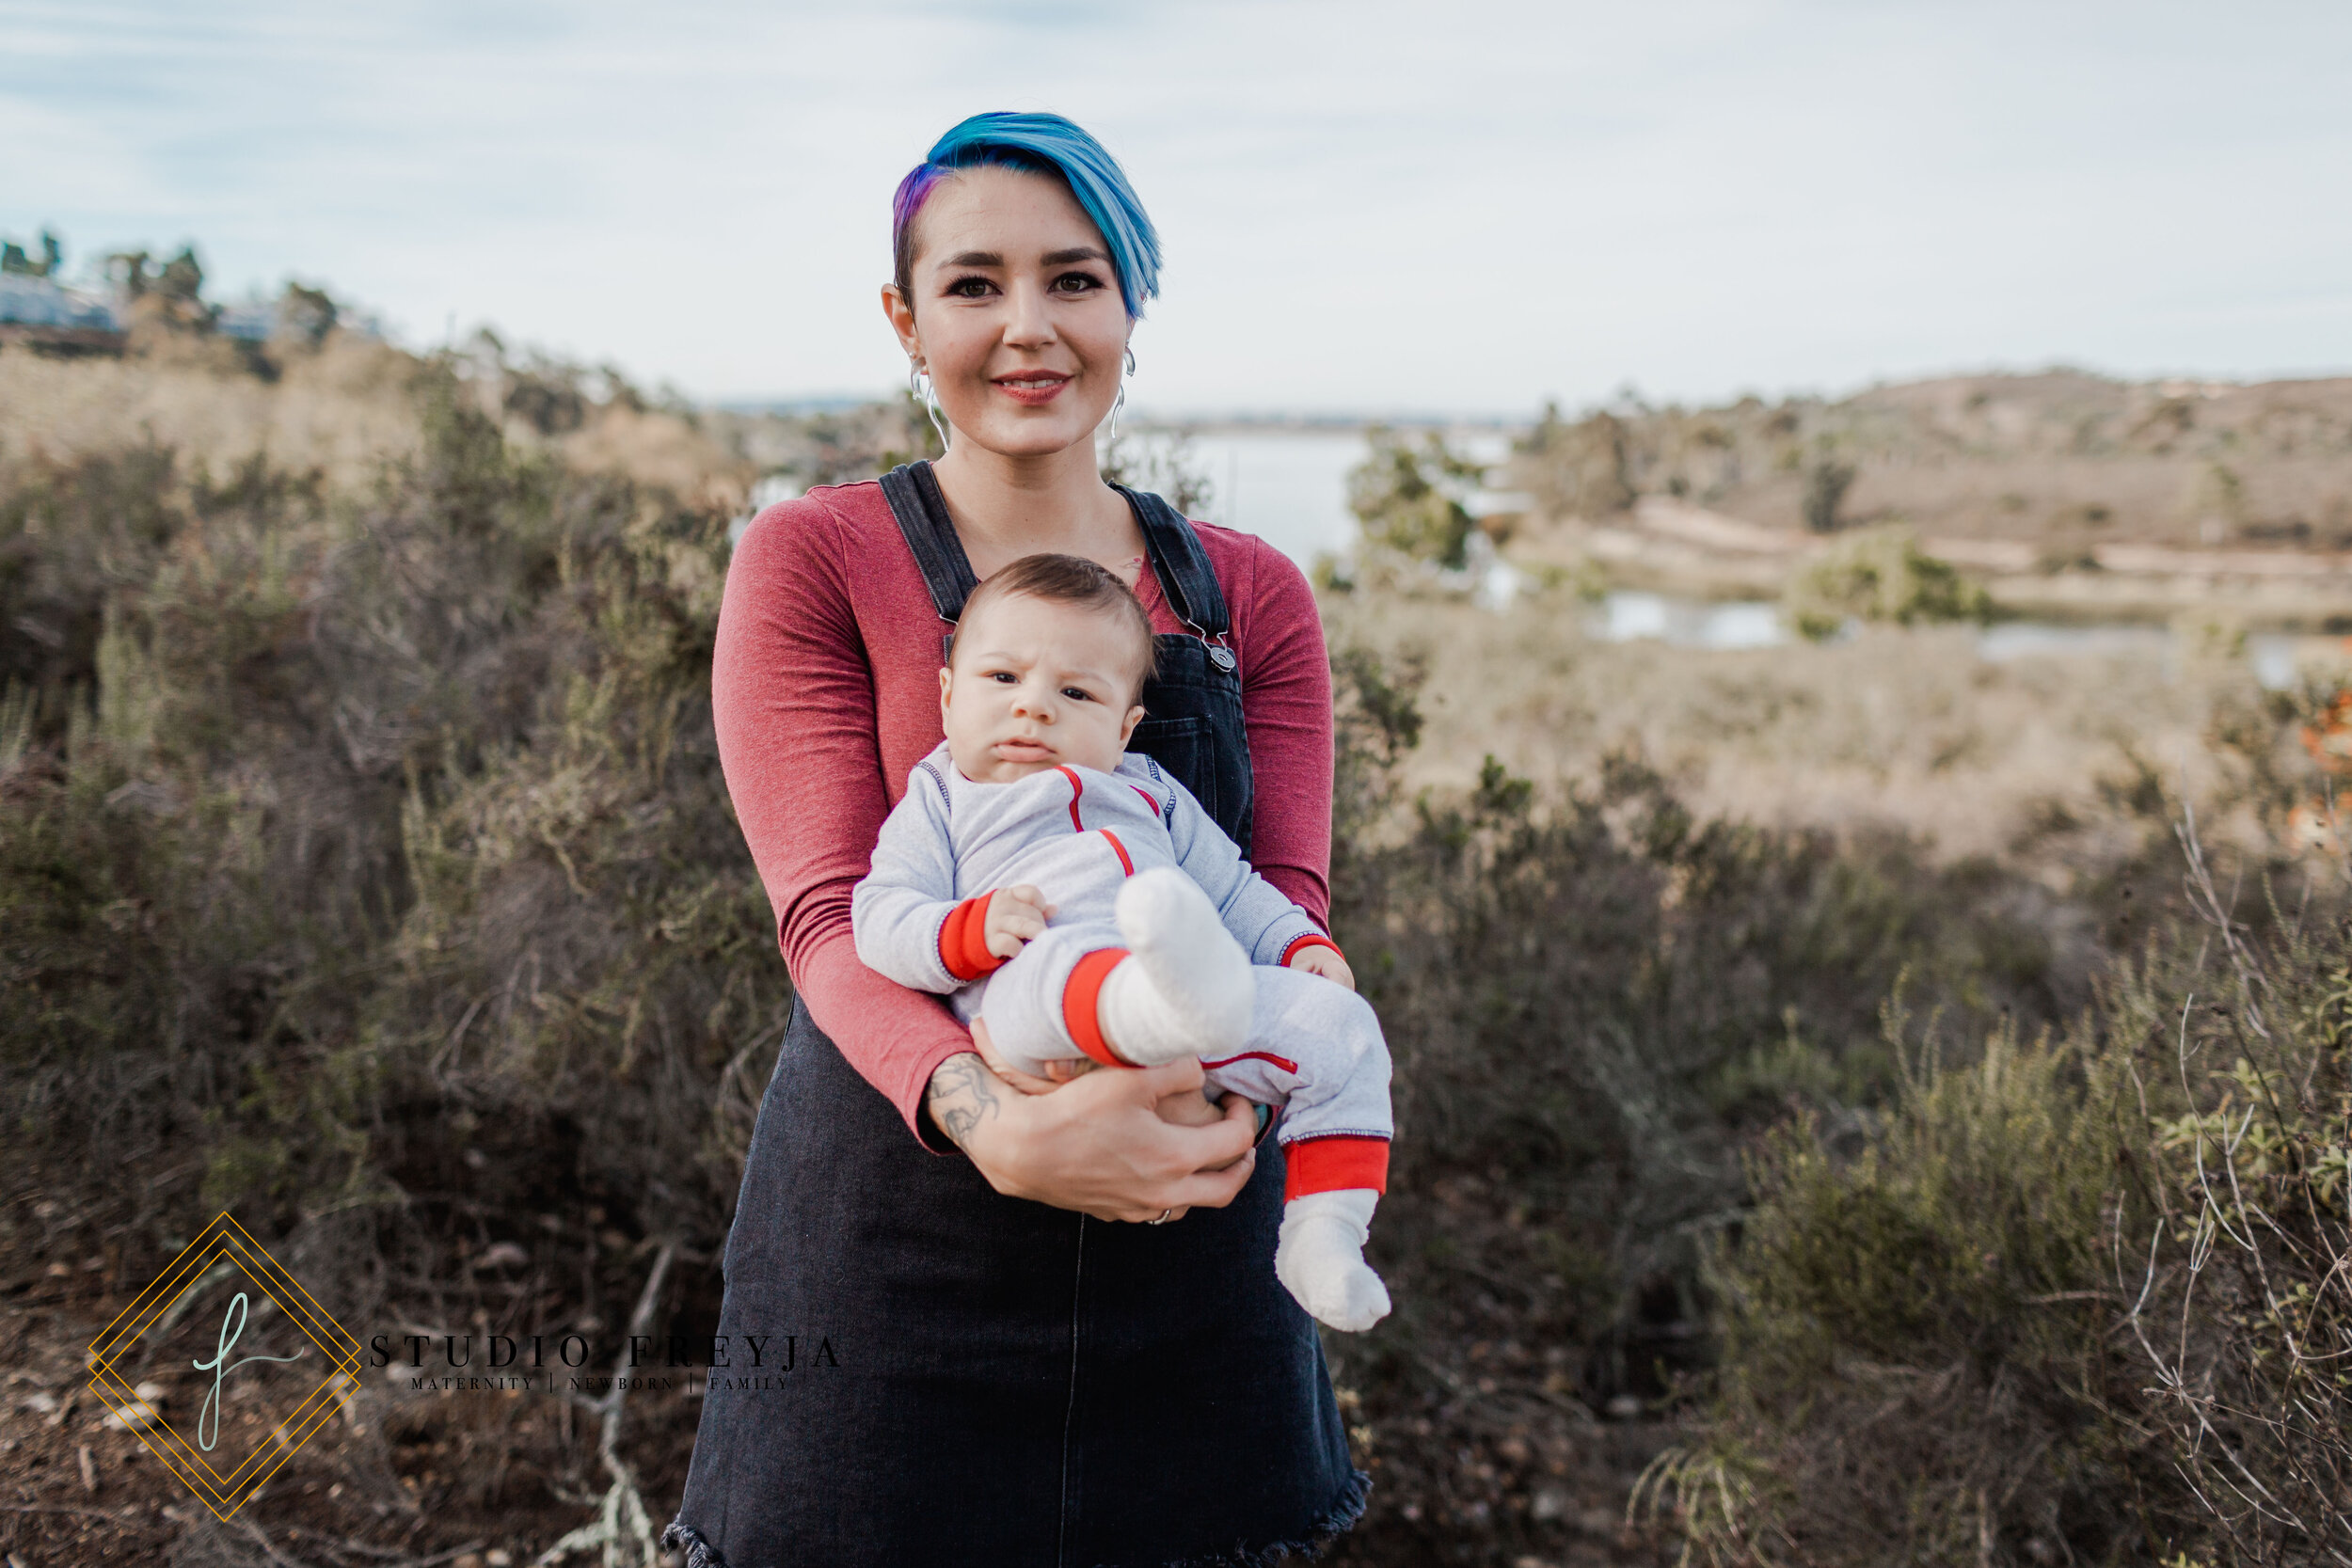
[1095, 867, 1255, 1066]
[1276, 1187, 1391, 1332]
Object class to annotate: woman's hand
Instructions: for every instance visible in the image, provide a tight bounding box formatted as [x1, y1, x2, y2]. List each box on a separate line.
[968, 1018, 1232, 1133]
[924, 1042, 1259, 1224]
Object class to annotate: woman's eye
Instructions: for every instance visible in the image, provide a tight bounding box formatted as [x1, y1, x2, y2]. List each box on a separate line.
[1051, 272, 1105, 294]
[947, 276, 995, 298]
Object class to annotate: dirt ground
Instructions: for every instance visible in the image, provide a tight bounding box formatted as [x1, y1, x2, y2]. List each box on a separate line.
[0, 1264, 703, 1568]
[3, 1276, 1681, 1568]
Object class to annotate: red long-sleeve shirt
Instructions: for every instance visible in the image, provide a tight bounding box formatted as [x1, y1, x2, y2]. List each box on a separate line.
[711, 478, 1335, 1146]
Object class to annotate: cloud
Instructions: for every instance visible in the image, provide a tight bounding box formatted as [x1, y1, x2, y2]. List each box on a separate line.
[6, 0, 2350, 410]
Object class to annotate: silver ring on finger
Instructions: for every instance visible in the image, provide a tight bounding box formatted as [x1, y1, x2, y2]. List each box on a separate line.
[1146, 1208, 1175, 1225]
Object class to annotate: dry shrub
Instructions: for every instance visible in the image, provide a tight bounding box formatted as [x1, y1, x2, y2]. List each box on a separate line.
[2121, 815, 2352, 1561]
[1317, 644, 2108, 1563]
[1647, 805, 2350, 1566]
[0, 365, 787, 1347]
[1642, 1012, 2171, 1565]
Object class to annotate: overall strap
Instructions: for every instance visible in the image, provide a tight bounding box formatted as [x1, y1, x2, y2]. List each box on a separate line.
[882, 459, 1230, 646]
[879, 462, 978, 624]
[1114, 485, 1232, 641]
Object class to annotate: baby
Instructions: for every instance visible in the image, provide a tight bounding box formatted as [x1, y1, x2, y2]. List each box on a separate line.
[851, 552, 1393, 1332]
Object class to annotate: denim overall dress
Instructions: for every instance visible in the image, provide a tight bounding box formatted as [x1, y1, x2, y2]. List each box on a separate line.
[661, 463, 1368, 1568]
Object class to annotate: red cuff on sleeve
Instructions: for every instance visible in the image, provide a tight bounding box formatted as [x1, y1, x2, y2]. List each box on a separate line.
[1063, 947, 1139, 1068]
[1279, 932, 1343, 968]
[939, 892, 1005, 981]
[1282, 1135, 1390, 1199]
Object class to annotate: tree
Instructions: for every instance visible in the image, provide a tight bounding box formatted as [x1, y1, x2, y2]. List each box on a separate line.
[154, 246, 204, 304]
[1801, 450, 1856, 532]
[1513, 404, 1634, 519]
[276, 282, 338, 348]
[1346, 427, 1486, 569]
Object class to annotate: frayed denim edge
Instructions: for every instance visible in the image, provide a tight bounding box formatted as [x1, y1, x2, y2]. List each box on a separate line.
[660, 1517, 725, 1568]
[659, 1469, 1369, 1568]
[1110, 1466, 1373, 1568]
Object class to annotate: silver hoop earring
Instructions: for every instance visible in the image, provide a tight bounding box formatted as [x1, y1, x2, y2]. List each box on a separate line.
[1104, 342, 1135, 443]
[909, 358, 949, 451]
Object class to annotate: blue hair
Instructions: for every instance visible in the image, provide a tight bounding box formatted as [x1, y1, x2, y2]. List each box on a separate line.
[892, 112, 1161, 320]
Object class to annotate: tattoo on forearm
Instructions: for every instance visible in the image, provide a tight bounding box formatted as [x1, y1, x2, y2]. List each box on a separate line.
[927, 1053, 1004, 1150]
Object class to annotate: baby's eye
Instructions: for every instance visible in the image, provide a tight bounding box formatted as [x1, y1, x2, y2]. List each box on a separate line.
[1060, 687, 1094, 702]
[989, 671, 1018, 684]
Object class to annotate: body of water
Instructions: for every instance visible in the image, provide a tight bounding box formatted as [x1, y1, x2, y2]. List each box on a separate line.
[1581, 591, 2308, 689]
[1131, 426, 1514, 567]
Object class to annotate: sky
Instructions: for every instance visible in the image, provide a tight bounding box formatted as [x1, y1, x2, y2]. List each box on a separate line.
[6, 0, 2351, 417]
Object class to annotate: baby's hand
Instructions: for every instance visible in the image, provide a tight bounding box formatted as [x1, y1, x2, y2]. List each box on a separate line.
[1287, 944, 1355, 991]
[985, 884, 1057, 959]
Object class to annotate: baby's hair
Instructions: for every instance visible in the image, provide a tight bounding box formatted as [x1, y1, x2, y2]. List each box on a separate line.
[950, 553, 1158, 705]
[892, 112, 1162, 321]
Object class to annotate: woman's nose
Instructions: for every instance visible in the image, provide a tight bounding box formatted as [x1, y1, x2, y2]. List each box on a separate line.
[1002, 280, 1057, 347]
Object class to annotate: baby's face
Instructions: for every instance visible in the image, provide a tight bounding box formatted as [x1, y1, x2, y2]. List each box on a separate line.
[941, 593, 1149, 783]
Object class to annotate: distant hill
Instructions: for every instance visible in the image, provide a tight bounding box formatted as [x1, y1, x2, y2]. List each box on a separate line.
[1502, 370, 2352, 625]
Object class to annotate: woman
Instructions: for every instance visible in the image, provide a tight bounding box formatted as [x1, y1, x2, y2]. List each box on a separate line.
[664, 113, 1367, 1568]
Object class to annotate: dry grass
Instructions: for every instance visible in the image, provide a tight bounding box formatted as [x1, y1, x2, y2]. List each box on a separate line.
[0, 334, 425, 490]
[1322, 580, 2341, 880]
[0, 332, 755, 509]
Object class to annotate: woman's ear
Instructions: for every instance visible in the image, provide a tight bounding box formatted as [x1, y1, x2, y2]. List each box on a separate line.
[882, 283, 920, 360]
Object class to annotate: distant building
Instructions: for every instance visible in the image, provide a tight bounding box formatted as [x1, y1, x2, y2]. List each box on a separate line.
[0, 273, 124, 352]
[214, 300, 275, 341]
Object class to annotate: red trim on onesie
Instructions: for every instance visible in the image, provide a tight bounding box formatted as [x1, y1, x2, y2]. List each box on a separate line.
[939, 892, 1005, 980]
[1101, 829, 1136, 877]
[1200, 1049, 1299, 1074]
[1063, 947, 1137, 1068]
[1133, 785, 1159, 813]
[1057, 766, 1084, 830]
[1279, 933, 1343, 968]
[1283, 1135, 1390, 1200]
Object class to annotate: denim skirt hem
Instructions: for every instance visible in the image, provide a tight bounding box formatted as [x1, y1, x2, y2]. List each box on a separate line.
[660, 1465, 1369, 1568]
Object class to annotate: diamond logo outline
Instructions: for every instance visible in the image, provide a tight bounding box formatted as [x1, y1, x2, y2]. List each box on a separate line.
[85, 1212, 365, 1520]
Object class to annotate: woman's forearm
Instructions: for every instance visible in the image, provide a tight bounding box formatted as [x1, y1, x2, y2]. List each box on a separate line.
[922, 1051, 1007, 1152]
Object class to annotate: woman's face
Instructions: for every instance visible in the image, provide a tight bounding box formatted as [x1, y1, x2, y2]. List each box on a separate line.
[885, 165, 1131, 460]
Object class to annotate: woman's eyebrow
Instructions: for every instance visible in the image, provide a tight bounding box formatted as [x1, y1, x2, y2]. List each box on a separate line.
[1042, 246, 1109, 265]
[942, 250, 1003, 268]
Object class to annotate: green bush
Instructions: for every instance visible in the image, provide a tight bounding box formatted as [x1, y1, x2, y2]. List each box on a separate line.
[1783, 526, 1994, 641]
[1346, 427, 1486, 569]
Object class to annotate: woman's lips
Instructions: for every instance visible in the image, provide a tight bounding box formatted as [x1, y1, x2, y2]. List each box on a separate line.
[992, 372, 1072, 407]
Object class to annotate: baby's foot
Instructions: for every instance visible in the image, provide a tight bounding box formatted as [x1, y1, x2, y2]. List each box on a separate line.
[1096, 867, 1254, 1065]
[1276, 1188, 1391, 1332]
